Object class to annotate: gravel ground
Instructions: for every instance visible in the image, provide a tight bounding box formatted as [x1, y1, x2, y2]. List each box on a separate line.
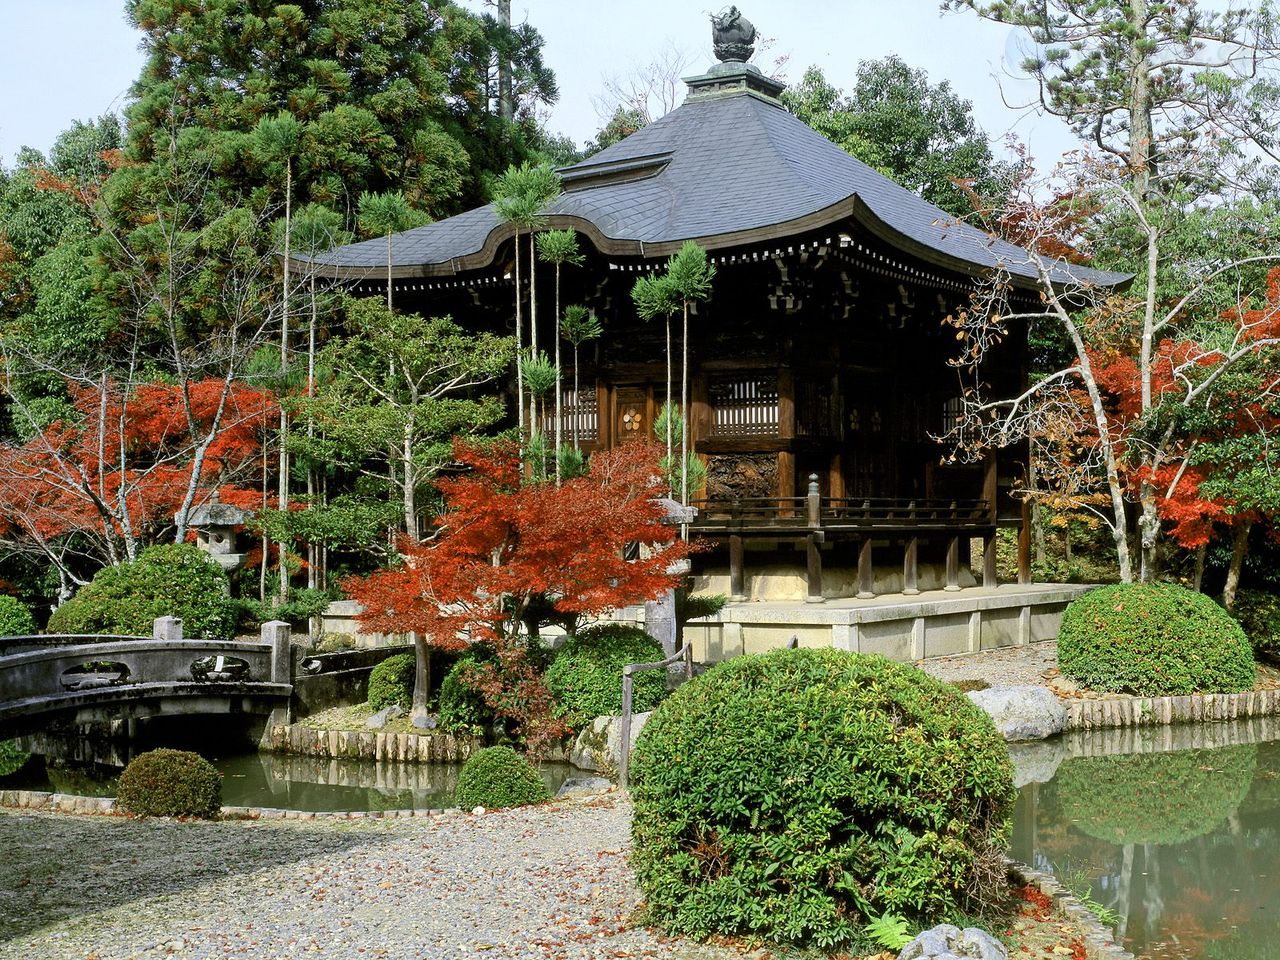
[0, 797, 747, 960]
[916, 640, 1059, 688]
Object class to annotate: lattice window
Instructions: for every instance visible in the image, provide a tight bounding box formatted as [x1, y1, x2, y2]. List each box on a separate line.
[710, 375, 779, 437]
[541, 387, 599, 443]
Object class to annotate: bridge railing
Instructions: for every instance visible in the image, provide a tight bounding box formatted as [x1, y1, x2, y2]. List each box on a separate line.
[0, 618, 294, 721]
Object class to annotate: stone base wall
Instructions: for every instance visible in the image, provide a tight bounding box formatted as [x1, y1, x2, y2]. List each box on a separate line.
[1064, 688, 1280, 732]
[1006, 859, 1134, 960]
[262, 723, 481, 764]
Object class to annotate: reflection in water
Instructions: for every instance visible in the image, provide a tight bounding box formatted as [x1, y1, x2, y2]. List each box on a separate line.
[1011, 720, 1280, 959]
[1, 737, 581, 812]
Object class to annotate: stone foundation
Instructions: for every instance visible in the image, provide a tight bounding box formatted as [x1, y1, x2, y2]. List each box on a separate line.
[262, 723, 481, 764]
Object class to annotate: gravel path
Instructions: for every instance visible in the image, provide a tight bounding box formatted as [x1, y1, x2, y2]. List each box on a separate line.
[915, 640, 1058, 688]
[0, 797, 747, 960]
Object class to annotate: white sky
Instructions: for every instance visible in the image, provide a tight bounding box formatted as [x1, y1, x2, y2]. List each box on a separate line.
[0, 0, 1077, 168]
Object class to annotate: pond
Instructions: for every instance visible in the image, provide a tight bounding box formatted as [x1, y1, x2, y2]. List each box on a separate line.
[1011, 717, 1280, 960]
[0, 734, 584, 812]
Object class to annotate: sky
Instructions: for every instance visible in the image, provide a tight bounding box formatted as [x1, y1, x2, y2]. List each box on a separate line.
[0, 0, 1077, 168]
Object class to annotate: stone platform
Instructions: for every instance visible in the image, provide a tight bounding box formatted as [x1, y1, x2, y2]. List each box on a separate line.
[677, 583, 1095, 663]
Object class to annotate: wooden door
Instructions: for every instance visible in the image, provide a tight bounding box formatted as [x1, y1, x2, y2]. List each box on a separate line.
[615, 386, 651, 443]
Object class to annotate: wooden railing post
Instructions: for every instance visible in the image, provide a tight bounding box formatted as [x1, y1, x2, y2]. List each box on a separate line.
[152, 616, 183, 642]
[806, 532, 824, 603]
[806, 473, 821, 526]
[619, 666, 634, 790]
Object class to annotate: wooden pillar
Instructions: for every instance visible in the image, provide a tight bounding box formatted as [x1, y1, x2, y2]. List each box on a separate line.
[806, 533, 824, 603]
[828, 452, 845, 499]
[1018, 499, 1033, 585]
[729, 534, 746, 602]
[856, 538, 875, 599]
[690, 375, 711, 501]
[903, 536, 919, 596]
[778, 367, 796, 439]
[983, 451, 999, 523]
[983, 531, 998, 588]
[596, 381, 611, 448]
[777, 450, 796, 516]
[945, 535, 961, 592]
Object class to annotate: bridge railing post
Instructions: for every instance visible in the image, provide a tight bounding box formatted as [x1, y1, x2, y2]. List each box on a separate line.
[262, 619, 292, 728]
[152, 616, 183, 641]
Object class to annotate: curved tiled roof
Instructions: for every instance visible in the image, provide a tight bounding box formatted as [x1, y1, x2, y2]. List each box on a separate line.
[302, 77, 1127, 290]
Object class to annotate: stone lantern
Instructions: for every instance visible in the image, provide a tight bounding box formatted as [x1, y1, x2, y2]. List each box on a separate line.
[183, 492, 248, 571]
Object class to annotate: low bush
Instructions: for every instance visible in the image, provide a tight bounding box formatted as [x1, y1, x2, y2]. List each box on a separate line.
[1234, 590, 1280, 662]
[1057, 745, 1256, 845]
[545, 624, 666, 729]
[0, 739, 30, 778]
[46, 544, 236, 641]
[116, 748, 222, 818]
[454, 745, 550, 810]
[0, 596, 35, 637]
[1058, 582, 1255, 696]
[367, 652, 415, 712]
[629, 647, 1015, 948]
[438, 654, 495, 734]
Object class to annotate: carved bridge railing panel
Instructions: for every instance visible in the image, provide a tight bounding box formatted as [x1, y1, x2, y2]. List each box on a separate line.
[0, 640, 280, 707]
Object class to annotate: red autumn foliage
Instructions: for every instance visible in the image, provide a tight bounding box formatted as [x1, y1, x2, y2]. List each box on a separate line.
[0, 378, 274, 555]
[346, 439, 693, 756]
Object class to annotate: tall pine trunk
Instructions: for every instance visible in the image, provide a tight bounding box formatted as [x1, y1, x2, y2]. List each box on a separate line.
[554, 262, 563, 485]
[278, 158, 291, 605]
[681, 301, 689, 505]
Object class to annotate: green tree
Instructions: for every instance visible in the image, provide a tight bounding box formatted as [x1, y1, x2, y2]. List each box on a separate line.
[630, 271, 680, 483]
[664, 242, 716, 505]
[586, 106, 648, 154]
[782, 59, 1009, 218]
[357, 191, 429, 311]
[534, 228, 584, 480]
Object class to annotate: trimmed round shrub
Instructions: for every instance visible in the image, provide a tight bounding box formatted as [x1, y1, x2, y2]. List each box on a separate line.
[454, 745, 550, 810]
[545, 624, 666, 729]
[0, 596, 35, 637]
[116, 748, 222, 818]
[1057, 745, 1256, 846]
[1235, 589, 1280, 662]
[1058, 582, 1256, 696]
[47, 544, 236, 641]
[367, 652, 415, 712]
[630, 648, 1016, 947]
[438, 655, 495, 734]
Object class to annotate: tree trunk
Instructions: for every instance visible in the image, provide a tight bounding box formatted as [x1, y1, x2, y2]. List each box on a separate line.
[529, 233, 538, 357]
[278, 158, 292, 606]
[681, 301, 689, 505]
[572, 344, 580, 451]
[402, 415, 417, 542]
[514, 229, 524, 445]
[1032, 499, 1046, 568]
[554, 262, 563, 485]
[411, 631, 432, 724]
[665, 316, 673, 494]
[1223, 516, 1253, 612]
[386, 232, 393, 311]
[1193, 542, 1207, 593]
[497, 0, 513, 123]
[307, 272, 317, 597]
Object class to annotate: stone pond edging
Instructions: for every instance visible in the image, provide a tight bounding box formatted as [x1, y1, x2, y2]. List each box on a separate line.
[1063, 687, 1280, 732]
[262, 723, 483, 763]
[0, 787, 464, 820]
[1006, 859, 1135, 960]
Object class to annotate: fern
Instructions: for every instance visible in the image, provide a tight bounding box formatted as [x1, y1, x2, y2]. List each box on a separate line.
[865, 913, 913, 951]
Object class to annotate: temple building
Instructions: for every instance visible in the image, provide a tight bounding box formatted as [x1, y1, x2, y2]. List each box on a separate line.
[301, 10, 1125, 658]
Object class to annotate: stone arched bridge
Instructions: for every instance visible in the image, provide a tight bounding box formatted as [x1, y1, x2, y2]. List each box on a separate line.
[0, 618, 294, 738]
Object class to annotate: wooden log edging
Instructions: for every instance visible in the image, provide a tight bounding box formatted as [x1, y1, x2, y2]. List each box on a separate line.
[1063, 688, 1280, 732]
[1006, 858, 1135, 960]
[262, 723, 482, 763]
[0, 787, 462, 820]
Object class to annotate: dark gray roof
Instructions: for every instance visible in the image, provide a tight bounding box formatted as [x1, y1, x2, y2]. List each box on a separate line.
[301, 82, 1127, 290]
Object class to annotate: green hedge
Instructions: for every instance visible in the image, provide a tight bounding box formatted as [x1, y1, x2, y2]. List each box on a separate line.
[0, 596, 35, 637]
[47, 544, 236, 641]
[629, 647, 1016, 948]
[454, 745, 550, 810]
[0, 740, 30, 778]
[1058, 583, 1256, 696]
[545, 624, 666, 730]
[438, 654, 494, 734]
[116, 748, 222, 819]
[1057, 745, 1256, 846]
[367, 653, 415, 712]
[1235, 590, 1280, 662]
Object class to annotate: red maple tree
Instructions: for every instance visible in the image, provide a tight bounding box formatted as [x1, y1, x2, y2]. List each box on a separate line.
[346, 438, 692, 755]
[0, 377, 274, 586]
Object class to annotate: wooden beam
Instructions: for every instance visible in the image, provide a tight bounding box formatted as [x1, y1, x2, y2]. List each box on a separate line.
[856, 538, 875, 599]
[806, 532, 824, 603]
[945, 535, 961, 591]
[729, 535, 746, 602]
[903, 536, 919, 596]
[1018, 499, 1032, 585]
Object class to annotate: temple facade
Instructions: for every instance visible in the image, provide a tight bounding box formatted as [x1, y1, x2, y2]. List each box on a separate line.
[302, 16, 1123, 653]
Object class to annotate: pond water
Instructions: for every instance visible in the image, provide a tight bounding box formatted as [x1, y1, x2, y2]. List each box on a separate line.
[1010, 717, 1280, 960]
[0, 734, 582, 812]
